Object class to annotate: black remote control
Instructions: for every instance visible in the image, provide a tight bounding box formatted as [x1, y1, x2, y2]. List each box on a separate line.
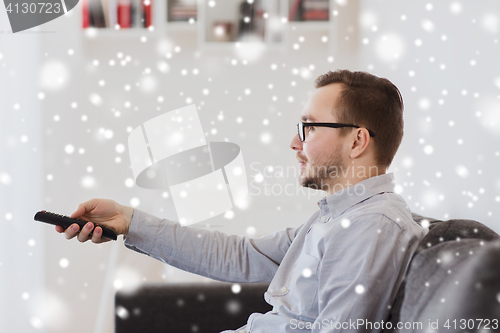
[34, 210, 118, 241]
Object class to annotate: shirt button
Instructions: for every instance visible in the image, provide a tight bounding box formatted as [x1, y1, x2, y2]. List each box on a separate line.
[320, 215, 327, 222]
[281, 286, 288, 293]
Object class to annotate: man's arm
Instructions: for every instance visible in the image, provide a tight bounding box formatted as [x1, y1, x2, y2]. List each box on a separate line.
[311, 214, 422, 332]
[124, 208, 304, 283]
[59, 198, 305, 283]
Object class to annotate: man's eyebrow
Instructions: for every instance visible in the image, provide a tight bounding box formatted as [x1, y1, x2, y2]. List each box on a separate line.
[301, 115, 317, 122]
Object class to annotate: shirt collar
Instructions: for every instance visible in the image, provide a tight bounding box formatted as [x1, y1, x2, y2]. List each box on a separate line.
[317, 172, 396, 219]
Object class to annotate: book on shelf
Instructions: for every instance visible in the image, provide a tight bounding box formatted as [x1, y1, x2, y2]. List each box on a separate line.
[117, 0, 131, 28]
[168, 0, 197, 22]
[142, 0, 152, 27]
[206, 0, 282, 43]
[289, 0, 329, 22]
[89, 0, 107, 27]
[82, 0, 90, 27]
[236, 0, 266, 41]
[83, 0, 152, 28]
[303, 1, 328, 9]
[303, 10, 328, 20]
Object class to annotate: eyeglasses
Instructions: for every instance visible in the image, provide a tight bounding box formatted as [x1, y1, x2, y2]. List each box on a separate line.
[296, 122, 376, 142]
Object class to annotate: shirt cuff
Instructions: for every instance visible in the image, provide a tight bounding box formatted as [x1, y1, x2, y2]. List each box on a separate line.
[123, 208, 162, 255]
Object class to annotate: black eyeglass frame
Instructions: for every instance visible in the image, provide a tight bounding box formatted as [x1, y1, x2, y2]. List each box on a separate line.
[297, 122, 376, 142]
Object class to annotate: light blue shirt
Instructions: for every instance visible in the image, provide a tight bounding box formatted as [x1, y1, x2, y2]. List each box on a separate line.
[124, 172, 426, 332]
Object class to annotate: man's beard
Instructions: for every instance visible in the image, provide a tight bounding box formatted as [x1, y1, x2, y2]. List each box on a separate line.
[299, 147, 345, 191]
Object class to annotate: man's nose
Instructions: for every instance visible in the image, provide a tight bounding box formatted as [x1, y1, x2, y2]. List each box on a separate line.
[290, 133, 302, 151]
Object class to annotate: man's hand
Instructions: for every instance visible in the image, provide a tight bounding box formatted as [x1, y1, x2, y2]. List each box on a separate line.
[55, 198, 134, 244]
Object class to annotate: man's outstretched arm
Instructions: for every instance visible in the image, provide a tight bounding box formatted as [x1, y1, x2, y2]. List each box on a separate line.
[57, 198, 305, 283]
[123, 208, 305, 283]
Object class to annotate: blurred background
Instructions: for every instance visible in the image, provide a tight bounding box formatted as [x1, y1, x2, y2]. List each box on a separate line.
[0, 0, 499, 332]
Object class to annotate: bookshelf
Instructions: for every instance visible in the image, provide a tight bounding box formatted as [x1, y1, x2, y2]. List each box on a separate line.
[286, 0, 334, 33]
[200, 0, 284, 46]
[82, 0, 154, 29]
[167, 0, 196, 23]
[288, 0, 329, 22]
[82, 0, 338, 52]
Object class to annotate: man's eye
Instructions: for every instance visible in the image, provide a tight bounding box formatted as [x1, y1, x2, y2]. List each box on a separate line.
[306, 126, 314, 132]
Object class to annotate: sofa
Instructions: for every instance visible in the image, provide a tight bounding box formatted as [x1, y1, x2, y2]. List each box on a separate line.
[115, 213, 500, 333]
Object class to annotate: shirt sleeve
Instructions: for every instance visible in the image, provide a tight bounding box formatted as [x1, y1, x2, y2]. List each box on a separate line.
[312, 214, 421, 332]
[123, 208, 304, 283]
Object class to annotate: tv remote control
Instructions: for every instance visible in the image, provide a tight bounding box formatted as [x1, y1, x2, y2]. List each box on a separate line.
[34, 210, 118, 241]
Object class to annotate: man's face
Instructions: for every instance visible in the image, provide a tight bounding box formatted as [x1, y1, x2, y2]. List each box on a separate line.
[290, 83, 349, 192]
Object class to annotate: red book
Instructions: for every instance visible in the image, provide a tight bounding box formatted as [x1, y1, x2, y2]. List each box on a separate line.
[288, 0, 303, 21]
[82, 0, 90, 28]
[303, 10, 328, 20]
[142, 0, 152, 27]
[117, 0, 131, 28]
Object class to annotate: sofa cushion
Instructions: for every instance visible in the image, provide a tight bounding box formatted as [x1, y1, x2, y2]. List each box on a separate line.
[415, 218, 500, 254]
[399, 239, 486, 326]
[422, 239, 500, 332]
[384, 214, 499, 332]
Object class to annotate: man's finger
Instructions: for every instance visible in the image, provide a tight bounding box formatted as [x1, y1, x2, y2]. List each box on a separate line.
[91, 226, 104, 243]
[77, 222, 94, 242]
[71, 203, 87, 219]
[64, 223, 81, 240]
[71, 199, 98, 219]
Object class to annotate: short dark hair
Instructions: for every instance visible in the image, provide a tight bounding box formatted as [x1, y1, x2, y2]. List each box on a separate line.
[315, 69, 404, 168]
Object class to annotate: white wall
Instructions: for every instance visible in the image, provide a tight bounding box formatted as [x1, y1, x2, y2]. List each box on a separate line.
[0, 12, 45, 333]
[357, 0, 500, 226]
[0, 0, 499, 332]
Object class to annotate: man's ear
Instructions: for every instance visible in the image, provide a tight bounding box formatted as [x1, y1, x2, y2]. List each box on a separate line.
[349, 128, 370, 159]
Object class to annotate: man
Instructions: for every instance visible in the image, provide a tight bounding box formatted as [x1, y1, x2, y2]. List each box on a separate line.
[58, 70, 426, 332]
